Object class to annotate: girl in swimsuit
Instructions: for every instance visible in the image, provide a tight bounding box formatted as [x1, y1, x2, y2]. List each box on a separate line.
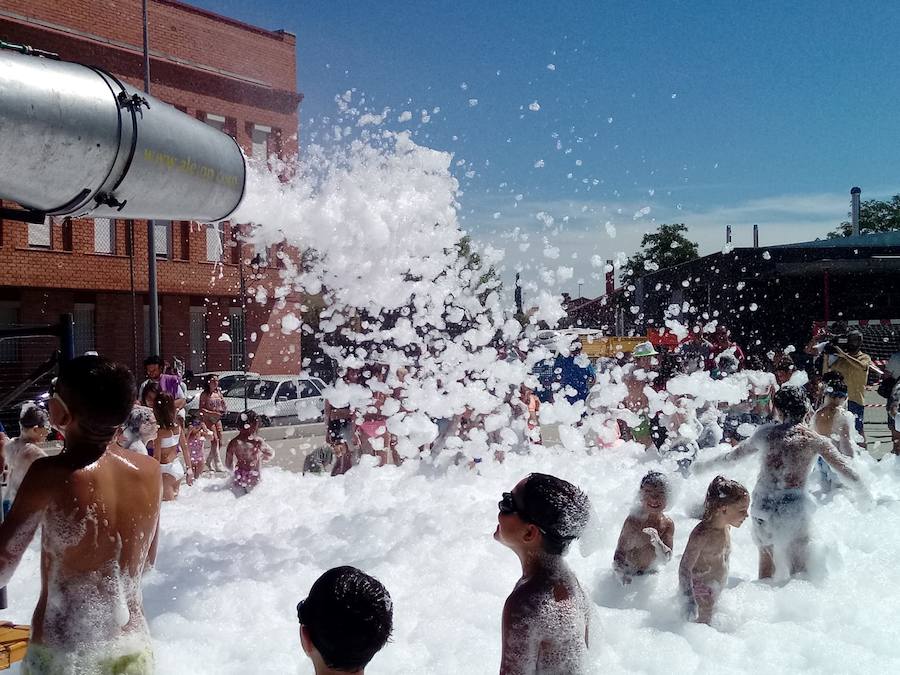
[199, 375, 227, 473]
[186, 415, 213, 481]
[153, 392, 193, 500]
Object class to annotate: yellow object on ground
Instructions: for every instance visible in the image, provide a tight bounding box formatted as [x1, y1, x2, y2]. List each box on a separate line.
[0, 622, 29, 670]
[579, 335, 647, 359]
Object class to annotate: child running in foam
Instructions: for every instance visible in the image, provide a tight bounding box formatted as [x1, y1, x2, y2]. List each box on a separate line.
[297, 566, 393, 675]
[0, 403, 49, 515]
[495, 473, 592, 675]
[679, 476, 749, 624]
[225, 410, 274, 493]
[613, 471, 674, 583]
[695, 386, 869, 579]
[0, 356, 161, 673]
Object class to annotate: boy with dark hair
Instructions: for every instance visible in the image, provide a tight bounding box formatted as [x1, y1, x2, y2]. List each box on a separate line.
[0, 403, 49, 514]
[613, 471, 674, 583]
[0, 355, 161, 672]
[297, 566, 393, 674]
[695, 385, 869, 579]
[495, 473, 592, 674]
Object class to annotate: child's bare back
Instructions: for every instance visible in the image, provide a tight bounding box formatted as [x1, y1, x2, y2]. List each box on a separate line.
[0, 446, 161, 666]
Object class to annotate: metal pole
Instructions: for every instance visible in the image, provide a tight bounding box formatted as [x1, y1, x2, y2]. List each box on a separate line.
[851, 187, 861, 237]
[239, 250, 248, 412]
[142, 1, 160, 358]
[128, 222, 138, 373]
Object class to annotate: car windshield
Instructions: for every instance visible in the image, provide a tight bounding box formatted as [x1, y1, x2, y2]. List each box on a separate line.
[224, 379, 277, 400]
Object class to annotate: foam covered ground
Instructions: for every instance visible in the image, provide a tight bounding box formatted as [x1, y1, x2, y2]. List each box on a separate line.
[4, 446, 900, 674]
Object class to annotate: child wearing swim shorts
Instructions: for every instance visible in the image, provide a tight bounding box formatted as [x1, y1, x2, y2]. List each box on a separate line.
[225, 410, 274, 493]
[679, 475, 749, 624]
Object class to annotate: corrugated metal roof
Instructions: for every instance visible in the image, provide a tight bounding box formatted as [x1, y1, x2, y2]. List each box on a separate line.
[772, 230, 900, 249]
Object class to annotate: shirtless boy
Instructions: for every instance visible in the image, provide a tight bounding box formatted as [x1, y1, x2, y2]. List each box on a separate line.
[679, 476, 749, 623]
[613, 471, 674, 583]
[225, 410, 274, 493]
[495, 473, 592, 674]
[0, 404, 49, 515]
[0, 355, 162, 672]
[696, 386, 868, 579]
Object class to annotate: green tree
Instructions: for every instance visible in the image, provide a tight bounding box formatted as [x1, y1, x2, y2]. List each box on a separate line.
[623, 223, 699, 280]
[828, 194, 900, 238]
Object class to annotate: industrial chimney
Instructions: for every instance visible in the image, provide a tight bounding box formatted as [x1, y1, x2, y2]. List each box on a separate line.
[726, 225, 732, 244]
[851, 187, 861, 237]
[605, 259, 615, 296]
[753, 223, 759, 248]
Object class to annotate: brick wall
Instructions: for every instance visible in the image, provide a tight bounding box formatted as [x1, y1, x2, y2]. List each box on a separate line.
[0, 1, 306, 376]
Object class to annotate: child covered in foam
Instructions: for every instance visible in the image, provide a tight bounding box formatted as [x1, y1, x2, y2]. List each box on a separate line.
[695, 386, 870, 579]
[613, 471, 674, 584]
[0, 356, 161, 673]
[225, 410, 274, 493]
[0, 403, 49, 515]
[495, 473, 592, 674]
[679, 476, 749, 623]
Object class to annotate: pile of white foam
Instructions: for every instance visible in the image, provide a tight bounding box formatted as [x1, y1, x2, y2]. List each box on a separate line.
[5, 444, 900, 673]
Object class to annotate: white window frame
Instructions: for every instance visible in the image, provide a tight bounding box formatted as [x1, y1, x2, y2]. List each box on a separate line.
[28, 219, 52, 248]
[205, 224, 226, 262]
[251, 124, 271, 161]
[93, 218, 115, 254]
[153, 221, 172, 259]
[205, 113, 226, 132]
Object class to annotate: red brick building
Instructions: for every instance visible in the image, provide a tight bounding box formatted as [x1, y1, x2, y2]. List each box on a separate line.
[0, 0, 306, 377]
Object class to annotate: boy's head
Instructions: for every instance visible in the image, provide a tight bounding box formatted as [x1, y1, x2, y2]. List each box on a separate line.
[19, 403, 50, 442]
[774, 385, 809, 424]
[702, 475, 750, 527]
[297, 566, 393, 673]
[496, 473, 591, 556]
[51, 356, 135, 445]
[638, 471, 669, 514]
[716, 352, 740, 375]
[822, 378, 849, 405]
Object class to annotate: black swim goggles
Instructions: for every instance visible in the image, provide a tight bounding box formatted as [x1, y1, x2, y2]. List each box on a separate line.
[498, 491, 575, 544]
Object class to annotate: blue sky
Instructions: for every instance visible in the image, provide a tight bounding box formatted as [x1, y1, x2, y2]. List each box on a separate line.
[194, 0, 900, 295]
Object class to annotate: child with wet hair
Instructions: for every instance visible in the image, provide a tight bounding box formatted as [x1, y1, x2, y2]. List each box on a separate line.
[679, 476, 750, 624]
[116, 405, 158, 456]
[225, 410, 274, 494]
[0, 403, 49, 514]
[297, 566, 393, 675]
[613, 471, 674, 583]
[495, 473, 592, 674]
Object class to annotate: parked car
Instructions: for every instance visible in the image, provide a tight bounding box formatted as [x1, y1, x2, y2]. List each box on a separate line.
[185, 371, 259, 412]
[219, 375, 326, 428]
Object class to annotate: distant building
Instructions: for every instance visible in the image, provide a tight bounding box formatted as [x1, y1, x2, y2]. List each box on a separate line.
[0, 0, 306, 376]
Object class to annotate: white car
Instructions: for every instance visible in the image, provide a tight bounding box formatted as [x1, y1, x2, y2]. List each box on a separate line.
[220, 375, 326, 427]
[185, 371, 259, 412]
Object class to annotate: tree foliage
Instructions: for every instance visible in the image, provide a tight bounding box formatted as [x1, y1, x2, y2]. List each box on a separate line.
[828, 194, 900, 238]
[623, 223, 699, 280]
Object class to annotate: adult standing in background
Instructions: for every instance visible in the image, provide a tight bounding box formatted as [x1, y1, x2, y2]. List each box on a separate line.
[823, 330, 871, 440]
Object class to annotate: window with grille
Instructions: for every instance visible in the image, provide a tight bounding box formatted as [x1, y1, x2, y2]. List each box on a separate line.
[228, 307, 245, 370]
[251, 124, 270, 161]
[94, 218, 115, 254]
[189, 306, 207, 373]
[73, 303, 96, 355]
[0, 302, 20, 363]
[206, 224, 225, 262]
[28, 220, 51, 248]
[154, 221, 171, 258]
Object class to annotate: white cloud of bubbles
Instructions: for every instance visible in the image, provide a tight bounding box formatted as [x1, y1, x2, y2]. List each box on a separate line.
[233, 120, 566, 463]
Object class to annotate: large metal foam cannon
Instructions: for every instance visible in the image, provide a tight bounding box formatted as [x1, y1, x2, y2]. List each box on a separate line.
[0, 48, 245, 223]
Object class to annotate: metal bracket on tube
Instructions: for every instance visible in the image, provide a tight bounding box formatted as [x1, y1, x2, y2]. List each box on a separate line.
[117, 91, 150, 113]
[94, 193, 127, 211]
